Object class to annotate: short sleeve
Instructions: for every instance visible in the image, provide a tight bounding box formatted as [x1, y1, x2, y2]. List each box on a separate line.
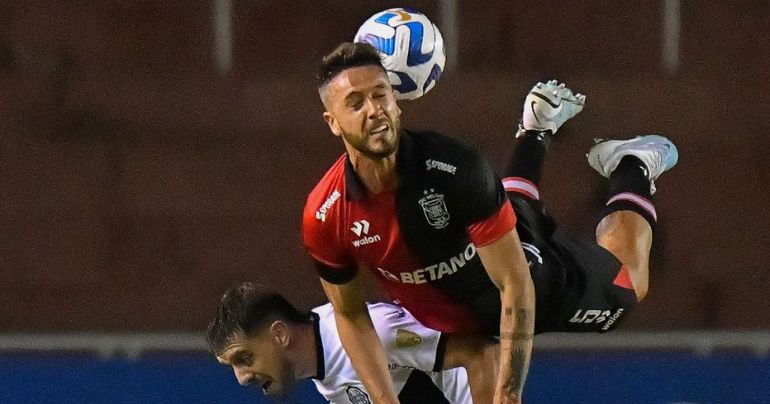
[302, 188, 353, 268]
[451, 145, 516, 247]
[303, 214, 344, 266]
[456, 145, 510, 225]
[466, 199, 517, 247]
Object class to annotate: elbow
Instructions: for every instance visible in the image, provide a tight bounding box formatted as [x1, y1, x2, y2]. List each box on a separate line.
[499, 272, 534, 295]
[333, 302, 369, 319]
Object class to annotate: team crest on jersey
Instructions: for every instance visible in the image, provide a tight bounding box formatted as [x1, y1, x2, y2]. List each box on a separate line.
[418, 189, 450, 229]
[395, 329, 423, 348]
[345, 386, 371, 404]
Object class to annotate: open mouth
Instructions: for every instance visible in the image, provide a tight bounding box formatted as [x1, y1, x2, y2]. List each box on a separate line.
[261, 380, 273, 394]
[369, 123, 388, 136]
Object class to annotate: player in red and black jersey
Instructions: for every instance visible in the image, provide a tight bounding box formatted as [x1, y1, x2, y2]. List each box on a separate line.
[305, 42, 533, 404]
[303, 42, 678, 404]
[305, 128, 519, 336]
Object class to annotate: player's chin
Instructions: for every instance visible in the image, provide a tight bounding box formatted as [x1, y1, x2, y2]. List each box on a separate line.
[367, 137, 398, 157]
[367, 146, 396, 159]
[264, 381, 294, 399]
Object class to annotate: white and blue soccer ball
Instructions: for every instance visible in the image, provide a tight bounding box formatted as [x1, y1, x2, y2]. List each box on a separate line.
[354, 8, 446, 100]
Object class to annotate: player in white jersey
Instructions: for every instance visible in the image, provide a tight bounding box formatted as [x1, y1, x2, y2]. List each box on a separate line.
[312, 302, 470, 403]
[207, 282, 496, 403]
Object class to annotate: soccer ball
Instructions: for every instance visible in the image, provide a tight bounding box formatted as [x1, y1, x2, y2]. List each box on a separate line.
[354, 8, 446, 100]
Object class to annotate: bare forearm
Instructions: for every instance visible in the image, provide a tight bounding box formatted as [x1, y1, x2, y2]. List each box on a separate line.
[321, 276, 400, 404]
[474, 230, 536, 403]
[442, 334, 499, 404]
[466, 342, 499, 404]
[496, 282, 535, 403]
[335, 311, 399, 404]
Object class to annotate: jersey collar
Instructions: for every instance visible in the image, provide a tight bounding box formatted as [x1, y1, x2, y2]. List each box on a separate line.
[310, 312, 326, 380]
[343, 155, 368, 202]
[343, 130, 421, 202]
[395, 129, 421, 184]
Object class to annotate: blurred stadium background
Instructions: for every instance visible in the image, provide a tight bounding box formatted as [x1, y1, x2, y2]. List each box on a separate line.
[1, 1, 769, 403]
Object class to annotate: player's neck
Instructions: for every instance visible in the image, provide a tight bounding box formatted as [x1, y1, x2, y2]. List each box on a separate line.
[347, 151, 399, 194]
[292, 322, 321, 379]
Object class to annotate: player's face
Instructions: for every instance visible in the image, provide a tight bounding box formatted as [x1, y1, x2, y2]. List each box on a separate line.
[216, 331, 297, 398]
[322, 65, 402, 159]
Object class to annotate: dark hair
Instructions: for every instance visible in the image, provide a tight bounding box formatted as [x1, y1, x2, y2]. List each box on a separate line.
[316, 41, 386, 88]
[206, 282, 310, 355]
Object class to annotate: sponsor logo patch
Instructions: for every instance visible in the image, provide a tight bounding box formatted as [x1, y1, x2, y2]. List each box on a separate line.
[350, 220, 370, 236]
[395, 329, 423, 348]
[569, 309, 612, 324]
[315, 190, 340, 222]
[568, 308, 625, 330]
[601, 308, 625, 331]
[425, 159, 457, 174]
[397, 243, 477, 284]
[350, 220, 381, 247]
[378, 267, 401, 282]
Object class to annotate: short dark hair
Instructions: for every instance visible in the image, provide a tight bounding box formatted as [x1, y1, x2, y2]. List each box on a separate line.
[316, 41, 386, 88]
[206, 282, 310, 355]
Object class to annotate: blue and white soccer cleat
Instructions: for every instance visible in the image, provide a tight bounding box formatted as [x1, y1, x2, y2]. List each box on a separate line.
[587, 134, 679, 194]
[519, 80, 586, 136]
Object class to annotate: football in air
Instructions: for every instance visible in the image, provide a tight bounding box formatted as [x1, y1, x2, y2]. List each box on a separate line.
[354, 8, 446, 100]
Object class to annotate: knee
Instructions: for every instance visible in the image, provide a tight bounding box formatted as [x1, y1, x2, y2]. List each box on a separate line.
[624, 263, 649, 302]
[635, 282, 648, 302]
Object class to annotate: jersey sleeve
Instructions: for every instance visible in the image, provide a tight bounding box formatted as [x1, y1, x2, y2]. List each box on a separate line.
[466, 198, 517, 247]
[302, 192, 357, 283]
[457, 145, 517, 246]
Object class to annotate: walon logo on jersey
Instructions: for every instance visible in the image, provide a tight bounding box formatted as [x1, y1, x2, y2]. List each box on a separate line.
[601, 308, 625, 331]
[351, 220, 381, 247]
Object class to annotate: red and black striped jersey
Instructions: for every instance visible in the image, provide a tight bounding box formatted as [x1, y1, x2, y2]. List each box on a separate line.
[303, 130, 515, 333]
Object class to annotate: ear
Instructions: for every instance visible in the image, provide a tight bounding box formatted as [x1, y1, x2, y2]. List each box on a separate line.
[323, 111, 343, 137]
[269, 320, 290, 347]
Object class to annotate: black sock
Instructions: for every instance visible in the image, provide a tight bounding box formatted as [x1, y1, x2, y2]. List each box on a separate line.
[505, 129, 552, 185]
[601, 156, 657, 232]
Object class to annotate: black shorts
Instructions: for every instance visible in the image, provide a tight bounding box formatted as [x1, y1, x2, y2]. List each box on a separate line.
[508, 193, 638, 334]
